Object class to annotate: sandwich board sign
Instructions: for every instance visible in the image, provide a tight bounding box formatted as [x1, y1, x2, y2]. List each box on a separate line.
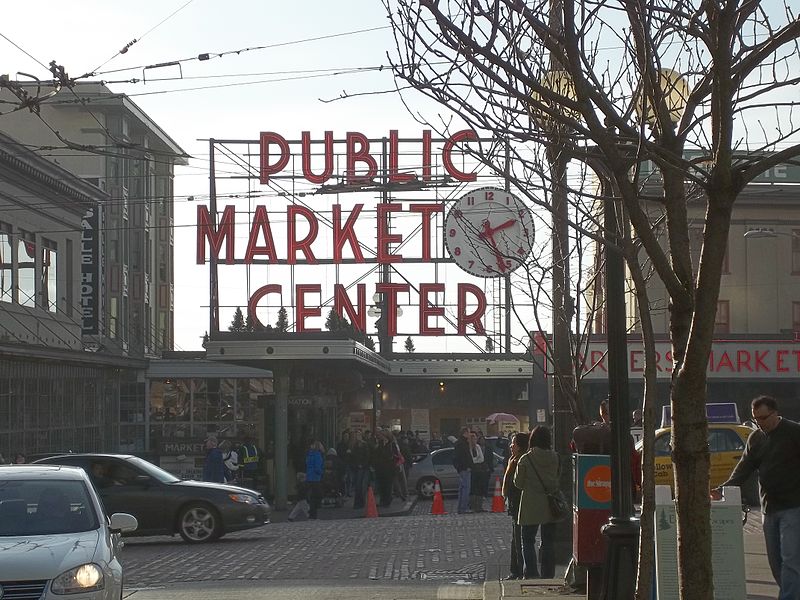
[654, 485, 745, 599]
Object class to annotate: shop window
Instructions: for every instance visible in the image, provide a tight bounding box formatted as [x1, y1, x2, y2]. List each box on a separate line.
[17, 235, 35, 307]
[793, 302, 800, 333]
[41, 241, 57, 313]
[714, 300, 730, 335]
[0, 226, 12, 303]
[109, 297, 118, 339]
[793, 230, 800, 274]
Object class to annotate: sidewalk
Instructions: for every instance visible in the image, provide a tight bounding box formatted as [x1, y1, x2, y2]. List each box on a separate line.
[484, 529, 778, 599]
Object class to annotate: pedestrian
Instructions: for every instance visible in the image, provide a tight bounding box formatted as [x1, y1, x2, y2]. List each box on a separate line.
[337, 431, 354, 496]
[453, 427, 473, 514]
[429, 432, 443, 451]
[469, 431, 487, 512]
[389, 432, 408, 501]
[202, 437, 225, 483]
[351, 434, 370, 509]
[238, 434, 262, 490]
[503, 432, 530, 580]
[514, 425, 559, 579]
[288, 472, 310, 521]
[13, 453, 25, 464]
[479, 433, 495, 499]
[220, 440, 239, 484]
[305, 440, 325, 519]
[715, 395, 800, 600]
[372, 432, 395, 507]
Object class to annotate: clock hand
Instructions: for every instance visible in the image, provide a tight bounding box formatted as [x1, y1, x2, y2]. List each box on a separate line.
[479, 218, 518, 240]
[479, 220, 508, 273]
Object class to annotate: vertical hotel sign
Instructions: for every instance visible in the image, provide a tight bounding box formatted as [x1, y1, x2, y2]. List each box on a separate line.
[81, 206, 100, 335]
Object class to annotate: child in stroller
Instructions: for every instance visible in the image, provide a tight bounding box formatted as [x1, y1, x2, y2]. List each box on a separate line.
[321, 448, 344, 507]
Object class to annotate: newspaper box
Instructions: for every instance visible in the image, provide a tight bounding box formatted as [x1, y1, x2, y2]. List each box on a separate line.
[573, 454, 612, 565]
[654, 485, 746, 600]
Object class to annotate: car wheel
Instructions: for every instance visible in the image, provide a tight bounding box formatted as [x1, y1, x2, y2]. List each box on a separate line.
[177, 503, 221, 543]
[417, 477, 437, 499]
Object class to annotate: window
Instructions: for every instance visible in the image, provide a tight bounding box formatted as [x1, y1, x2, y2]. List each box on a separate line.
[794, 230, 800, 274]
[708, 429, 745, 452]
[41, 240, 57, 313]
[654, 433, 672, 457]
[17, 235, 36, 307]
[0, 227, 12, 303]
[109, 297, 118, 339]
[432, 448, 454, 466]
[714, 300, 730, 335]
[794, 302, 800, 333]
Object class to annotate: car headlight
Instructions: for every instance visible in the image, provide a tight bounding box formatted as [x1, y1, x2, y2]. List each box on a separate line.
[229, 493, 257, 504]
[51, 563, 104, 594]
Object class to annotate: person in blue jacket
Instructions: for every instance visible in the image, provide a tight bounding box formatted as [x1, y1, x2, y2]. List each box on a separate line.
[202, 437, 225, 483]
[305, 440, 325, 519]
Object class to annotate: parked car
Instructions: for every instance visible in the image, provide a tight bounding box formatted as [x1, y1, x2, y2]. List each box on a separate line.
[636, 423, 759, 505]
[0, 464, 138, 599]
[408, 447, 505, 499]
[35, 453, 270, 543]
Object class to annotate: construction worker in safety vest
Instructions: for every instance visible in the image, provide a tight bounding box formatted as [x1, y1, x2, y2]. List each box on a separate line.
[238, 434, 261, 491]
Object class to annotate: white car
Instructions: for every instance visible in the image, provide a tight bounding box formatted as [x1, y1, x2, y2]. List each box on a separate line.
[0, 465, 138, 598]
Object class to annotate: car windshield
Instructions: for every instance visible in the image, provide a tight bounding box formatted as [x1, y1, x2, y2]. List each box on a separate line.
[0, 479, 99, 536]
[123, 456, 180, 484]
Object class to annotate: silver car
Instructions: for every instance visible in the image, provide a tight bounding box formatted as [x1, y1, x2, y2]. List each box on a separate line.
[408, 447, 505, 498]
[0, 465, 138, 599]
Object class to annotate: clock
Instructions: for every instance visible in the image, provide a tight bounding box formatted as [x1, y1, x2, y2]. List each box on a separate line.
[444, 186, 534, 277]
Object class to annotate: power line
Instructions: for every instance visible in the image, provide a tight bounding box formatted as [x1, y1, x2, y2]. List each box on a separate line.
[0, 31, 49, 71]
[88, 0, 197, 76]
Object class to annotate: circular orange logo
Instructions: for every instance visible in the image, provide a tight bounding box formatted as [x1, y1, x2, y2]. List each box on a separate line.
[584, 465, 612, 504]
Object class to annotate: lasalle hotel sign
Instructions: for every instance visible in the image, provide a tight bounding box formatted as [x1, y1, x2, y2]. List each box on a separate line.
[197, 130, 535, 337]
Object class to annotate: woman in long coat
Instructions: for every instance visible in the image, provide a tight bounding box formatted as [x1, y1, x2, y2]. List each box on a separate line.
[513, 426, 560, 579]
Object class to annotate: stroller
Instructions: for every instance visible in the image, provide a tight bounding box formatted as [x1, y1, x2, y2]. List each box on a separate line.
[321, 448, 345, 508]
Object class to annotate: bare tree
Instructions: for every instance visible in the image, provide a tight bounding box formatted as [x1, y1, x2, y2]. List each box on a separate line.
[385, 1, 800, 597]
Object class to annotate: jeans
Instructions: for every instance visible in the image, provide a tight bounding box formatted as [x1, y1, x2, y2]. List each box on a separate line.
[509, 521, 523, 578]
[457, 469, 472, 513]
[520, 522, 556, 579]
[352, 467, 368, 508]
[763, 505, 800, 600]
[307, 481, 322, 519]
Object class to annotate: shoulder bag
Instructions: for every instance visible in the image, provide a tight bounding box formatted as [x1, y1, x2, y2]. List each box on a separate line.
[526, 453, 570, 522]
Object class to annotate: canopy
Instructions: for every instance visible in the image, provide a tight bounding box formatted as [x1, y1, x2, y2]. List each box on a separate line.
[486, 412, 520, 424]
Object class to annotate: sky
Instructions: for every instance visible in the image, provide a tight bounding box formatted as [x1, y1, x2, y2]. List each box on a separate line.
[0, 1, 536, 353]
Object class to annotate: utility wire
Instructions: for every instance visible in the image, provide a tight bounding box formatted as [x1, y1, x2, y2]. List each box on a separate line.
[0, 31, 49, 71]
[87, 0, 197, 77]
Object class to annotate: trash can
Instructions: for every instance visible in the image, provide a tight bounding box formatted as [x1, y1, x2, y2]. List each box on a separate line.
[573, 454, 612, 597]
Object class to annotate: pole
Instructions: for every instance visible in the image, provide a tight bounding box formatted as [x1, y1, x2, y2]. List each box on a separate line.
[598, 167, 638, 600]
[273, 366, 289, 511]
[208, 139, 220, 336]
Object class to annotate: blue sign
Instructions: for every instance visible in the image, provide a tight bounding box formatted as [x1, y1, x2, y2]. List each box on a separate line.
[660, 402, 740, 427]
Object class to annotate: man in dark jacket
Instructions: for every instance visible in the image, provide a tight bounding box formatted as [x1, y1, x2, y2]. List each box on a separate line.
[716, 395, 800, 600]
[453, 427, 473, 514]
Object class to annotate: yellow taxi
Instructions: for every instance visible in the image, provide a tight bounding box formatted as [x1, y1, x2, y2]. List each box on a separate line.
[637, 422, 759, 505]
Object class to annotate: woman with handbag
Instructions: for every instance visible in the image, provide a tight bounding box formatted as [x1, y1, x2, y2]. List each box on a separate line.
[514, 425, 560, 579]
[502, 432, 530, 579]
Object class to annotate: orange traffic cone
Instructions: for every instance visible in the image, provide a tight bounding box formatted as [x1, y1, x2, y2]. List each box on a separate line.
[431, 479, 447, 515]
[491, 476, 505, 513]
[364, 485, 379, 518]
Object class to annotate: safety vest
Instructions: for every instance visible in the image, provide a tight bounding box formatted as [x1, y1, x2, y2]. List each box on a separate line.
[240, 444, 258, 472]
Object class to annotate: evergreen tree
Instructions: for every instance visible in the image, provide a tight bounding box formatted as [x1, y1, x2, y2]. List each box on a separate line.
[244, 312, 254, 332]
[363, 335, 376, 351]
[404, 336, 415, 353]
[275, 307, 289, 332]
[485, 337, 494, 352]
[229, 307, 246, 332]
[325, 308, 344, 331]
[201, 331, 209, 348]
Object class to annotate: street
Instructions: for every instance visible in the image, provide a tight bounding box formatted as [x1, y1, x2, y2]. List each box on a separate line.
[121, 498, 505, 598]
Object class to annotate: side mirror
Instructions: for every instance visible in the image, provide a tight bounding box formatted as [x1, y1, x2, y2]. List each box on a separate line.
[109, 513, 138, 533]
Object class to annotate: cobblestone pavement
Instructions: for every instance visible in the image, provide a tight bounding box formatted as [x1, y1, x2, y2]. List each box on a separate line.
[122, 496, 510, 587]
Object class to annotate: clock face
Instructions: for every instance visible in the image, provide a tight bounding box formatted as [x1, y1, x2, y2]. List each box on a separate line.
[444, 187, 534, 277]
